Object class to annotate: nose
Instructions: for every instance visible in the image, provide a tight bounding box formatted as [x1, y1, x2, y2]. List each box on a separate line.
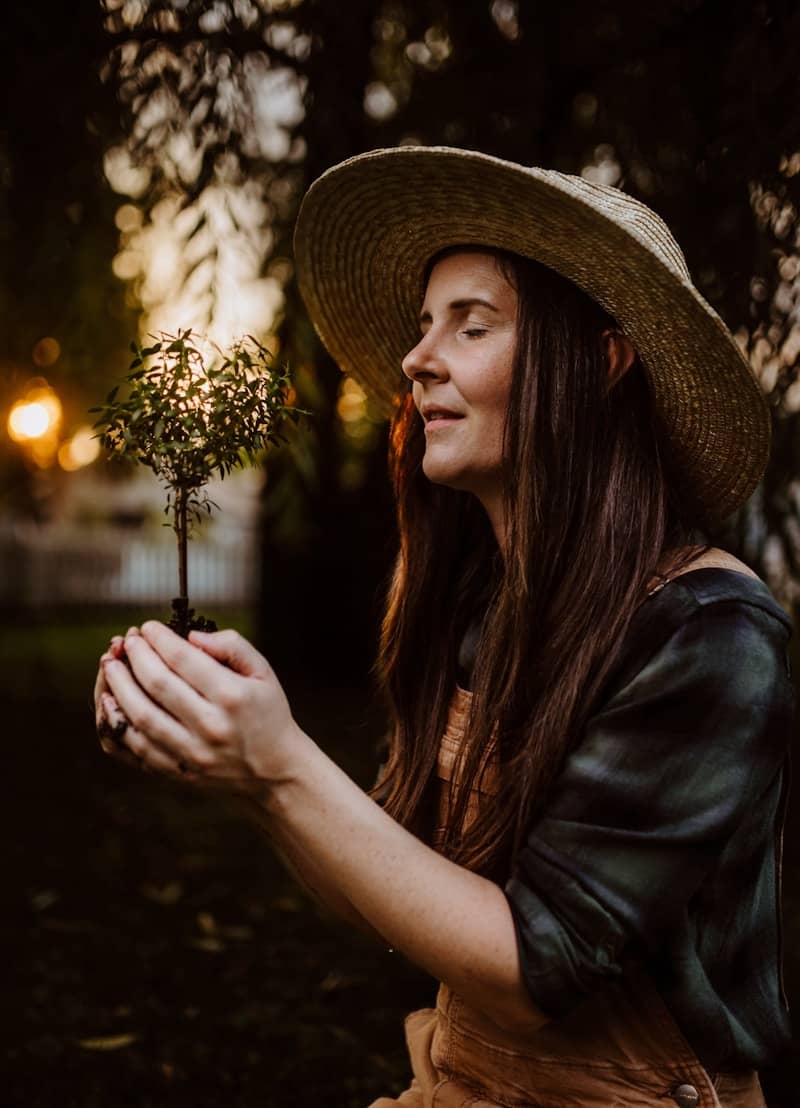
[401, 330, 448, 382]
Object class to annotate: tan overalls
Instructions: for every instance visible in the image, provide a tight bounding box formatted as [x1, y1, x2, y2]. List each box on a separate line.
[370, 685, 767, 1108]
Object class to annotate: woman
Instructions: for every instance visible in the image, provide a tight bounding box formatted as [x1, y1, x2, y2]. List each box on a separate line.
[95, 148, 793, 1107]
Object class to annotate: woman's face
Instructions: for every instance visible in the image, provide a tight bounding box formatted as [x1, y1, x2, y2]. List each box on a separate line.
[402, 250, 517, 531]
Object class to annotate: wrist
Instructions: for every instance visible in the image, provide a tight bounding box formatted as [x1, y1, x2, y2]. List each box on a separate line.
[252, 720, 317, 805]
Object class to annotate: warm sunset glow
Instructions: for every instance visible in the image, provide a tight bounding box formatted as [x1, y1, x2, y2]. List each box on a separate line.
[8, 389, 62, 443]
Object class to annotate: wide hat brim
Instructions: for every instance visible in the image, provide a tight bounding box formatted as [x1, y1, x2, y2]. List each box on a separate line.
[293, 145, 770, 525]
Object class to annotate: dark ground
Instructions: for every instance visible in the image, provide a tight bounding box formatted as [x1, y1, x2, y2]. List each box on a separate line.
[3, 608, 800, 1107]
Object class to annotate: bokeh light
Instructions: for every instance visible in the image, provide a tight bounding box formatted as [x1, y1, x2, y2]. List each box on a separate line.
[8, 388, 62, 443]
[336, 376, 384, 490]
[57, 425, 102, 471]
[115, 203, 143, 233]
[7, 382, 63, 468]
[336, 376, 368, 424]
[32, 337, 61, 368]
[10, 402, 52, 439]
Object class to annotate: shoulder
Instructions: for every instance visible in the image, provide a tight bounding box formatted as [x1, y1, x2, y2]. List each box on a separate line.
[647, 545, 762, 595]
[642, 545, 790, 634]
[605, 550, 793, 707]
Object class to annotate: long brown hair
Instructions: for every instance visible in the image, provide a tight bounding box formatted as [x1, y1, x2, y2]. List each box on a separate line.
[371, 246, 709, 880]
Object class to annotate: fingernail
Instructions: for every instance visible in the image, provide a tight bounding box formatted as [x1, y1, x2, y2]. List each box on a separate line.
[126, 626, 140, 637]
[101, 691, 120, 717]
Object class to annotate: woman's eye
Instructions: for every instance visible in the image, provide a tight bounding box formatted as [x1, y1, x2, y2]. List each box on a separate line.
[462, 328, 488, 339]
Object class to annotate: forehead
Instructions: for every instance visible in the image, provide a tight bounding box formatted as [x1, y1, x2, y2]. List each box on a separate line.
[422, 249, 515, 302]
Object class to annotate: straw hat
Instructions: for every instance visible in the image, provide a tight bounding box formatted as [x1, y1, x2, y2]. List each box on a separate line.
[293, 145, 770, 523]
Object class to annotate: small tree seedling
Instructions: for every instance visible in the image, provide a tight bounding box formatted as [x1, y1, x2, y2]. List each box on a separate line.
[90, 329, 303, 637]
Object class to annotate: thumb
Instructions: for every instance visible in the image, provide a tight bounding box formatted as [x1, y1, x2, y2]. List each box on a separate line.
[188, 628, 271, 679]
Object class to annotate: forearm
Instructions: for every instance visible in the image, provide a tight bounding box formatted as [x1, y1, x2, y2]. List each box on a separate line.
[237, 794, 389, 944]
[100, 622, 547, 1030]
[258, 724, 549, 1033]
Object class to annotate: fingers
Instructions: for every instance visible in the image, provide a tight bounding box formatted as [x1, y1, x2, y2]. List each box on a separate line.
[96, 633, 201, 782]
[97, 686, 199, 782]
[96, 623, 278, 792]
[99, 691, 129, 743]
[135, 619, 273, 709]
[115, 720, 199, 779]
[127, 621, 239, 701]
[102, 653, 206, 770]
[94, 637, 126, 725]
[122, 629, 212, 734]
[98, 733, 143, 773]
[94, 660, 109, 729]
[186, 627, 272, 680]
[99, 724, 196, 781]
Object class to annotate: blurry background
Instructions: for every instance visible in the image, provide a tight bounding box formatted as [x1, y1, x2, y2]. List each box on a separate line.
[3, 1, 800, 1105]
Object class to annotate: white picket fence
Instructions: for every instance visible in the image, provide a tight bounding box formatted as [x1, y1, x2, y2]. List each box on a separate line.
[0, 522, 258, 608]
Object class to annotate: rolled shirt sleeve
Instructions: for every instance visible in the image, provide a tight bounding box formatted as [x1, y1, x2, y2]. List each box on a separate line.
[504, 596, 793, 1020]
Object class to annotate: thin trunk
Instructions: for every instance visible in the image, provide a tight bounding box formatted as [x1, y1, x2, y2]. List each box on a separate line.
[175, 487, 189, 600]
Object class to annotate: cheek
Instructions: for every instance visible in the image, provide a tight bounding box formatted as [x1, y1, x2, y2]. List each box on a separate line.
[483, 365, 513, 457]
[477, 365, 513, 423]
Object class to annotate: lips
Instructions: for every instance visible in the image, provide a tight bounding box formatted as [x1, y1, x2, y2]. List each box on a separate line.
[422, 406, 464, 423]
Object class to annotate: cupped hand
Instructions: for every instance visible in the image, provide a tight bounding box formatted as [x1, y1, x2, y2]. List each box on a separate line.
[94, 635, 141, 766]
[100, 621, 302, 793]
[94, 635, 124, 725]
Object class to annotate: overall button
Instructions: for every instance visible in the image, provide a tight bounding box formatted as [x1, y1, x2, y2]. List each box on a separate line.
[671, 1085, 700, 1108]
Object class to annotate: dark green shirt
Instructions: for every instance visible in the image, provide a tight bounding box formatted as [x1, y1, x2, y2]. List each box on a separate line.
[501, 568, 793, 1073]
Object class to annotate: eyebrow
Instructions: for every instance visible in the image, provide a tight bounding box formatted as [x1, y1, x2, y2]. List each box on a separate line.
[419, 297, 500, 324]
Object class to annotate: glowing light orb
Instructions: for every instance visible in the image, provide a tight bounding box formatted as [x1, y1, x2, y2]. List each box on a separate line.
[7, 385, 63, 470]
[58, 425, 101, 471]
[9, 402, 51, 440]
[8, 392, 63, 441]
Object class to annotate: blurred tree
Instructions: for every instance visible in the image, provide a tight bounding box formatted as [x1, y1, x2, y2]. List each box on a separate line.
[100, 0, 800, 668]
[0, 1, 134, 516]
[100, 0, 305, 343]
[100, 0, 395, 674]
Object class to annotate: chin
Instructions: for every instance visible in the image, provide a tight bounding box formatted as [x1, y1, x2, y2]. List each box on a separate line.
[422, 452, 453, 481]
[422, 457, 471, 493]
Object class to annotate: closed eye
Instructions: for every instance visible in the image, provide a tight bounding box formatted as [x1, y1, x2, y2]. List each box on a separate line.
[462, 328, 489, 338]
